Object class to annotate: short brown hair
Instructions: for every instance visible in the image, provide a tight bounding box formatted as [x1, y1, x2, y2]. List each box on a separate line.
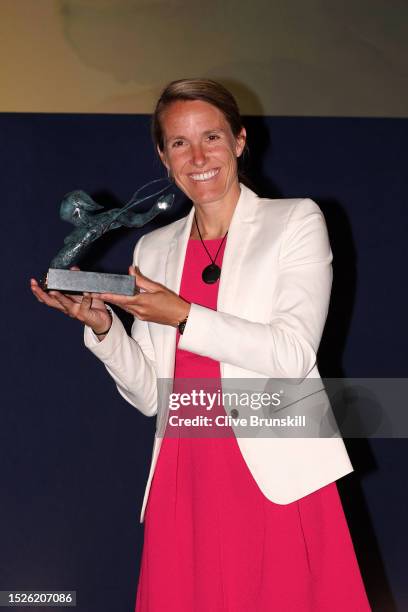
[152, 78, 244, 151]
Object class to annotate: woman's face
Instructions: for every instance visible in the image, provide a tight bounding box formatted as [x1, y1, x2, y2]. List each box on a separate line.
[158, 99, 246, 207]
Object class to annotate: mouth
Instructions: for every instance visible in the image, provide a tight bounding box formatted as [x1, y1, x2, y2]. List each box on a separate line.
[189, 168, 220, 182]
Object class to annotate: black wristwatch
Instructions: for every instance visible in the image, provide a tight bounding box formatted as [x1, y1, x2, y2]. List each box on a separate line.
[178, 315, 189, 335]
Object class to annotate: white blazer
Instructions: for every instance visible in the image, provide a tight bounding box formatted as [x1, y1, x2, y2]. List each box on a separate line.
[84, 184, 353, 523]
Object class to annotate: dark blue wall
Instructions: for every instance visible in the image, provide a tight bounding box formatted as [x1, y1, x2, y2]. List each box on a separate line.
[1, 113, 407, 611]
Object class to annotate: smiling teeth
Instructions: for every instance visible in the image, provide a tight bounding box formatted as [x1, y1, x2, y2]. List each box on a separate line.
[190, 169, 219, 181]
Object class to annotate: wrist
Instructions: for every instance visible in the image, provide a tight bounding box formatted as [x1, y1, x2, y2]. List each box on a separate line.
[92, 312, 112, 336]
[177, 303, 191, 335]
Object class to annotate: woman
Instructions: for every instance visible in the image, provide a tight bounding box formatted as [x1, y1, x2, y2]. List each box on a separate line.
[31, 79, 371, 611]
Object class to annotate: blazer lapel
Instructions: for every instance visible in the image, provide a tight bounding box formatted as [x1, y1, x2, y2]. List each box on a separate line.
[159, 184, 258, 379]
[160, 205, 195, 379]
[217, 184, 258, 313]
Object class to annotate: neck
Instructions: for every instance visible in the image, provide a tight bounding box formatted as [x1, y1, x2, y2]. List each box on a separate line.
[190, 183, 241, 240]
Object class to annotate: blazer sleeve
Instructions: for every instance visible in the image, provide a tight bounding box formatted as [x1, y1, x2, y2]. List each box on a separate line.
[83, 233, 158, 416]
[177, 198, 333, 379]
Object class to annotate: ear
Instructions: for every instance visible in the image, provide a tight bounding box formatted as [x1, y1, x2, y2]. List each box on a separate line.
[157, 144, 169, 170]
[235, 127, 247, 158]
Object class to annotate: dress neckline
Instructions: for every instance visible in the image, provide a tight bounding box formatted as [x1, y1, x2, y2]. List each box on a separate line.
[188, 237, 226, 242]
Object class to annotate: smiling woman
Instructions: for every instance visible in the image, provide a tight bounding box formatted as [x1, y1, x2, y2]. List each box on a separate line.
[30, 79, 371, 611]
[152, 80, 248, 242]
[156, 99, 246, 229]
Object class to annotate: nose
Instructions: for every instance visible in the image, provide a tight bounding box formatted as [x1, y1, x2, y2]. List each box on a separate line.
[190, 143, 206, 167]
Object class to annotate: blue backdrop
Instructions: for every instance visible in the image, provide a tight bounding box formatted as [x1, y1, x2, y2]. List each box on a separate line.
[1, 113, 407, 611]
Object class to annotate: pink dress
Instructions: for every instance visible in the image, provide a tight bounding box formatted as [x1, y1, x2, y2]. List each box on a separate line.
[135, 238, 371, 611]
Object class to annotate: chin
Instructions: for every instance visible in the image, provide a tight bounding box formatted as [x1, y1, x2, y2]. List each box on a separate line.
[181, 179, 233, 205]
[190, 191, 225, 206]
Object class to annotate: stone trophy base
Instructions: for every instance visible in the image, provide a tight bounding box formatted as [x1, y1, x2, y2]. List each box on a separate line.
[42, 268, 137, 296]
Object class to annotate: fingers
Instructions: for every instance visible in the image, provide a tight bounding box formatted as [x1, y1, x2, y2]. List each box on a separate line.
[129, 266, 144, 294]
[88, 289, 147, 318]
[76, 292, 93, 321]
[70, 294, 85, 304]
[80, 290, 106, 307]
[94, 292, 134, 305]
[30, 278, 43, 298]
[30, 278, 110, 329]
[129, 266, 160, 293]
[48, 291, 78, 317]
[30, 279, 67, 312]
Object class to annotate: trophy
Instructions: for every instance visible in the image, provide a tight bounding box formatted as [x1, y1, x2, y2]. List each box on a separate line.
[42, 178, 174, 295]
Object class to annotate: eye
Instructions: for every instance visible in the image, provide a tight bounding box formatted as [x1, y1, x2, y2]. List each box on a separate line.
[171, 139, 185, 148]
[73, 207, 81, 218]
[207, 133, 221, 142]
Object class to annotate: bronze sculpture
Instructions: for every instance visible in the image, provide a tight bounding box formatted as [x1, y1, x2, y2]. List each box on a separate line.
[43, 179, 174, 295]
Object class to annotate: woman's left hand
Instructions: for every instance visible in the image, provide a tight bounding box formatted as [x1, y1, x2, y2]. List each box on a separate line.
[93, 266, 191, 327]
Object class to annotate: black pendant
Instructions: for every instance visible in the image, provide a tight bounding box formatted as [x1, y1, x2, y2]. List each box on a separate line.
[202, 263, 221, 284]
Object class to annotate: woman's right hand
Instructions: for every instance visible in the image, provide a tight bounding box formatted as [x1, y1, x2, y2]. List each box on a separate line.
[30, 268, 112, 335]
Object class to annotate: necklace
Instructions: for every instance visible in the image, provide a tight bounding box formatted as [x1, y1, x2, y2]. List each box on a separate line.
[194, 213, 228, 284]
